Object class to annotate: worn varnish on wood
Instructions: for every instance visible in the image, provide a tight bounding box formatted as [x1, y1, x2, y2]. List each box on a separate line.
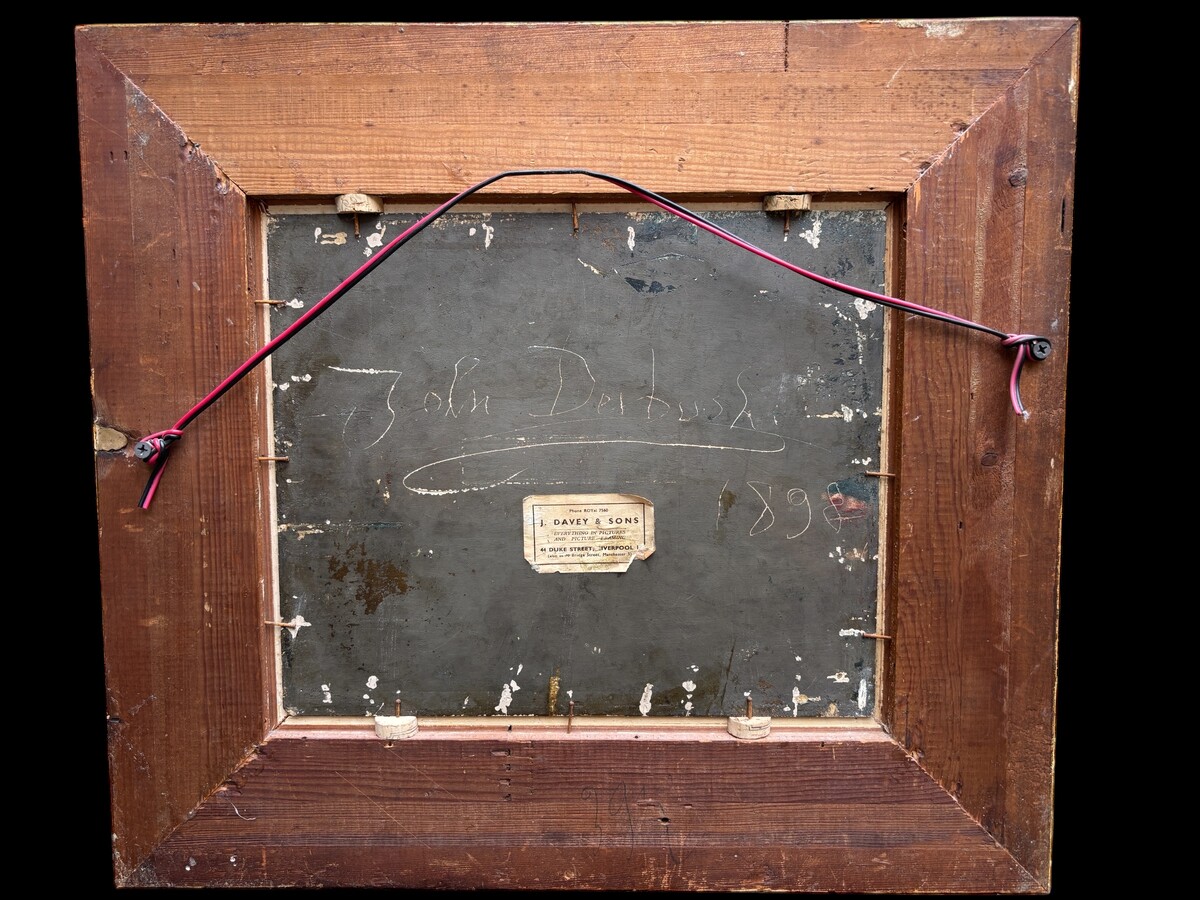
[268, 208, 886, 718]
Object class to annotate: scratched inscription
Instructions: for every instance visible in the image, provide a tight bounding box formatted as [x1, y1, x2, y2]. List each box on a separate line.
[268, 208, 886, 718]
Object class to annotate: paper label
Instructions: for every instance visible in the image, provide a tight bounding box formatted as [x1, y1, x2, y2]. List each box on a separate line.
[523, 493, 655, 573]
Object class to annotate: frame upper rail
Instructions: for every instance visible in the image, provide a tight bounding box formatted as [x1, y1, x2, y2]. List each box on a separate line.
[81, 20, 1072, 197]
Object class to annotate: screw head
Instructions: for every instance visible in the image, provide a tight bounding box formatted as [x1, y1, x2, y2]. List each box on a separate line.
[1029, 340, 1051, 360]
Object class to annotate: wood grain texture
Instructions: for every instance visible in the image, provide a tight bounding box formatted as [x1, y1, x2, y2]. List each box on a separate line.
[80, 21, 1072, 198]
[998, 29, 1076, 882]
[77, 20, 1077, 890]
[888, 23, 1075, 886]
[80, 22, 788, 76]
[134, 731, 1038, 891]
[78, 33, 269, 882]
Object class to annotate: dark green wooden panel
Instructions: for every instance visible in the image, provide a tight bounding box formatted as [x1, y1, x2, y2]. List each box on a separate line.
[268, 208, 885, 718]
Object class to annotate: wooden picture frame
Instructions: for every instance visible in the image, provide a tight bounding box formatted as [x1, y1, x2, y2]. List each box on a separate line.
[79, 20, 1077, 890]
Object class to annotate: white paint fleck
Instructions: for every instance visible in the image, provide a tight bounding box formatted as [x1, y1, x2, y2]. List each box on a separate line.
[321, 683, 333, 704]
[463, 696, 471, 707]
[689, 664, 699, 672]
[858, 678, 868, 711]
[285, 298, 304, 309]
[853, 298, 877, 320]
[314, 227, 322, 242]
[292, 527, 323, 539]
[578, 259, 604, 276]
[638, 683, 654, 716]
[482, 223, 495, 248]
[366, 222, 387, 249]
[799, 216, 822, 248]
[509, 679, 520, 691]
[495, 683, 513, 715]
[280, 614, 309, 637]
[627, 226, 636, 251]
[795, 655, 802, 662]
[319, 231, 348, 246]
[367, 675, 379, 689]
[851, 457, 873, 466]
[469, 227, 477, 236]
[277, 382, 290, 392]
[230, 856, 236, 864]
[792, 687, 803, 715]
[809, 405, 862, 420]
[683, 700, 693, 716]
[362, 693, 370, 700]
[827, 672, 850, 683]
[925, 22, 965, 38]
[839, 628, 866, 638]
[289, 373, 312, 382]
[682, 680, 696, 692]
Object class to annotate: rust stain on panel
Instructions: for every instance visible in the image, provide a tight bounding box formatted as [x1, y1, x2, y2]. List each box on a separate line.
[327, 542, 410, 614]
